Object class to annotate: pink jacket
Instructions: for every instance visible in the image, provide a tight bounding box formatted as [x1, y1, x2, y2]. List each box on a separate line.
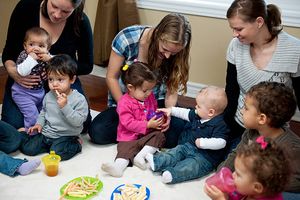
[116, 93, 158, 142]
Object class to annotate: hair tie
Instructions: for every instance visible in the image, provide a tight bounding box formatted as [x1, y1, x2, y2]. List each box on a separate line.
[256, 136, 268, 150]
[133, 59, 138, 63]
[122, 64, 129, 71]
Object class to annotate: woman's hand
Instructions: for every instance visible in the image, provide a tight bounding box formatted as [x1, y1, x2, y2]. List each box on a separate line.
[5, 60, 40, 88]
[204, 184, 227, 200]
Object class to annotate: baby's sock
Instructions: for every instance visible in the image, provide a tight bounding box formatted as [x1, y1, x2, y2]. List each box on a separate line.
[145, 153, 155, 171]
[17, 159, 41, 176]
[101, 158, 129, 177]
[162, 171, 173, 183]
[133, 145, 158, 170]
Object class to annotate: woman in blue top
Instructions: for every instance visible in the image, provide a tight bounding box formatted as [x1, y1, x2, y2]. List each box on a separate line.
[89, 13, 192, 148]
[2, 0, 93, 132]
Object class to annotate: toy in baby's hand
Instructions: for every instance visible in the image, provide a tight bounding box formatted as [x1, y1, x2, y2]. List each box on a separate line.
[146, 110, 164, 121]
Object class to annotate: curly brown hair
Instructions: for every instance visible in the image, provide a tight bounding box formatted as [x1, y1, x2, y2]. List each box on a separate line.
[237, 138, 291, 196]
[246, 81, 296, 128]
[148, 13, 191, 94]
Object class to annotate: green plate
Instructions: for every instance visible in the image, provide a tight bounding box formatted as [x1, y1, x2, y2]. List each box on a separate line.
[60, 176, 103, 200]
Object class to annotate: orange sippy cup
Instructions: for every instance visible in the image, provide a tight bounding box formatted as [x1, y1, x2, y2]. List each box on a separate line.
[42, 151, 61, 177]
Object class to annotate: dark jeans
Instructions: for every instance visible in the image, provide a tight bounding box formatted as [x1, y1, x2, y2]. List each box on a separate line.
[0, 120, 22, 154]
[282, 192, 300, 200]
[89, 100, 186, 148]
[2, 77, 91, 132]
[19, 133, 82, 161]
[153, 143, 214, 184]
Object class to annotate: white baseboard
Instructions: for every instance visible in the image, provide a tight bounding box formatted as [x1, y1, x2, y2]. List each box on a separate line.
[184, 81, 206, 98]
[184, 81, 300, 122]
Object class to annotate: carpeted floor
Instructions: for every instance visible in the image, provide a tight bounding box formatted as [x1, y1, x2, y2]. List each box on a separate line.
[0, 108, 211, 200]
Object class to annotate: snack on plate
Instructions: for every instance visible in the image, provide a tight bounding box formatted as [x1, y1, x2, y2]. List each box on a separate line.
[59, 176, 103, 200]
[112, 184, 149, 200]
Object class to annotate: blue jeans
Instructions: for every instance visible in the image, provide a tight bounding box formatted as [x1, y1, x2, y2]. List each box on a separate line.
[19, 133, 82, 161]
[2, 77, 91, 132]
[153, 143, 214, 184]
[0, 151, 26, 177]
[282, 192, 300, 200]
[0, 120, 22, 154]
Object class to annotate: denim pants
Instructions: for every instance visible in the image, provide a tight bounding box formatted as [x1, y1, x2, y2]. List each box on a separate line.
[0, 151, 26, 177]
[282, 192, 300, 200]
[153, 143, 214, 184]
[0, 120, 22, 154]
[19, 133, 82, 161]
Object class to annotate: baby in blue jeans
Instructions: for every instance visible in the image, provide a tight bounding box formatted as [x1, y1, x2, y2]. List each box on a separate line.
[0, 151, 40, 177]
[146, 86, 229, 184]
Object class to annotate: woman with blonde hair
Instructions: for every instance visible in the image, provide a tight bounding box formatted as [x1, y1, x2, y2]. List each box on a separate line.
[89, 13, 192, 147]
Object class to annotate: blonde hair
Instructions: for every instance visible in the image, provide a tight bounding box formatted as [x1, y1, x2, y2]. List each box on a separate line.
[200, 86, 228, 115]
[148, 13, 191, 94]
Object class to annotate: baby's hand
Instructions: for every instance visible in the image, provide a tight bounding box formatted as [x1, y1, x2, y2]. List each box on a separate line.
[28, 124, 42, 135]
[147, 116, 164, 130]
[38, 53, 51, 62]
[28, 52, 39, 60]
[195, 138, 201, 148]
[204, 184, 227, 200]
[158, 108, 171, 117]
[56, 90, 67, 108]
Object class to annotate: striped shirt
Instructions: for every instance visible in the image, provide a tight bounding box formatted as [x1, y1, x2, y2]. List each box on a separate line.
[226, 31, 300, 127]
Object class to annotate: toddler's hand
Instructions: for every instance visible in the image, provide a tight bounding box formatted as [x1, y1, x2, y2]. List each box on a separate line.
[56, 90, 67, 108]
[147, 116, 164, 129]
[204, 184, 227, 200]
[28, 124, 42, 135]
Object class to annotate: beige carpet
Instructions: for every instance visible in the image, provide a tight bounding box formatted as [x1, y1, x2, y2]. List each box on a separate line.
[0, 107, 211, 200]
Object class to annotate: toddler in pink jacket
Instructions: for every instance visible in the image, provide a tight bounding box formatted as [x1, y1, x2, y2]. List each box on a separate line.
[101, 62, 166, 177]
